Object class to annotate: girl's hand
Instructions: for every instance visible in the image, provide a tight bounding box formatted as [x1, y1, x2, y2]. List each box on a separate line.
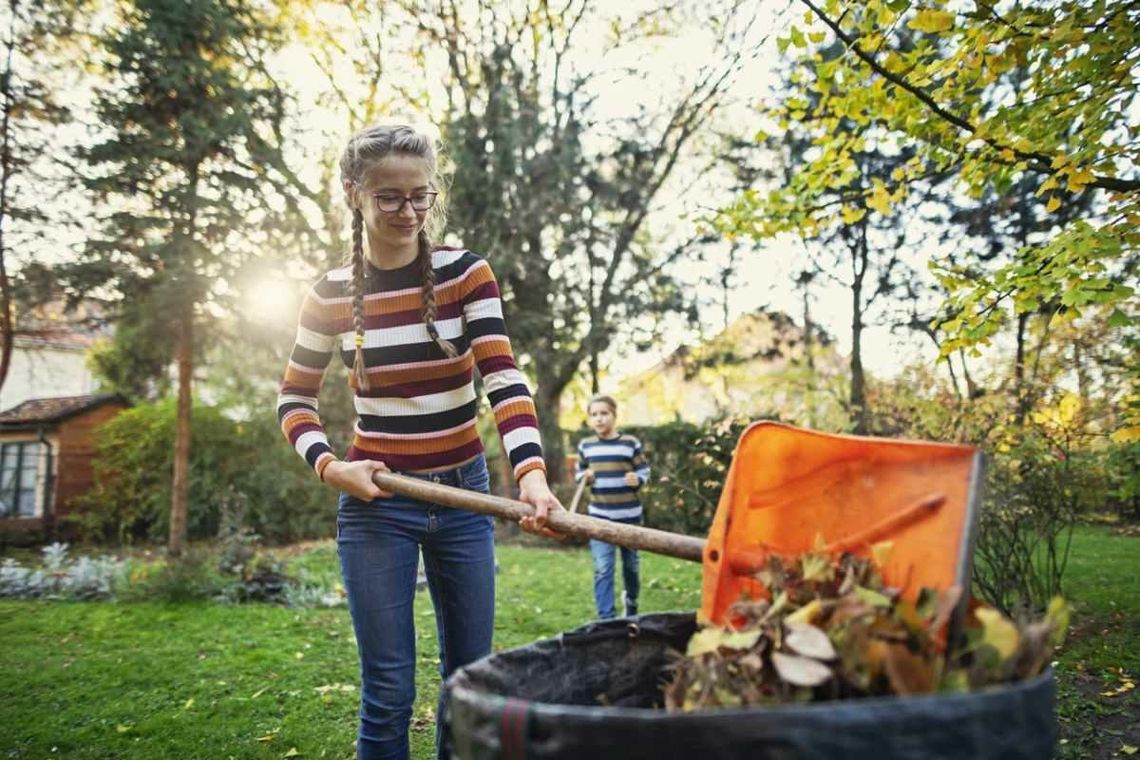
[623, 472, 640, 487]
[517, 469, 564, 538]
[583, 469, 596, 483]
[322, 460, 393, 501]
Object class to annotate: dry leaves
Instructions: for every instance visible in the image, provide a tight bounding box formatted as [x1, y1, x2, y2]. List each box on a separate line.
[663, 550, 1069, 711]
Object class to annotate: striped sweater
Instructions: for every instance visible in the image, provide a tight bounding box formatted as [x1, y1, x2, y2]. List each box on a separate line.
[575, 434, 650, 521]
[277, 248, 545, 481]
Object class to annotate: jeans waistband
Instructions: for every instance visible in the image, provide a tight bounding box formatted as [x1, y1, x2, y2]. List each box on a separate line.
[396, 455, 481, 489]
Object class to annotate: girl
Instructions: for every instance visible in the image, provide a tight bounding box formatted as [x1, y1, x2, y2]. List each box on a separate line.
[277, 123, 561, 760]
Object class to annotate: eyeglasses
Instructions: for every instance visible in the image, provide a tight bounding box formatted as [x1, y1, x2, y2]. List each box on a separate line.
[371, 191, 439, 213]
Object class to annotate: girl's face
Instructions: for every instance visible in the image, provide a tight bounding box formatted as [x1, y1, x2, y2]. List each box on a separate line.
[351, 155, 434, 255]
[588, 403, 617, 437]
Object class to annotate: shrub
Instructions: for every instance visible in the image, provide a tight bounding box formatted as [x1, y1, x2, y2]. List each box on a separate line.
[117, 548, 228, 603]
[68, 398, 335, 546]
[0, 543, 126, 600]
[216, 553, 295, 604]
[972, 431, 1099, 615]
[1103, 440, 1140, 522]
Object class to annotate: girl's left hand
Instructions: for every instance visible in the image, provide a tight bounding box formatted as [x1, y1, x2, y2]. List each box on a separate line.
[517, 469, 565, 538]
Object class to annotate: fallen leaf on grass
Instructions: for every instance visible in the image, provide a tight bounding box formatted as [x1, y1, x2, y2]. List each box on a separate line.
[1101, 679, 1136, 698]
[1119, 744, 1137, 756]
[283, 748, 302, 758]
[314, 684, 356, 696]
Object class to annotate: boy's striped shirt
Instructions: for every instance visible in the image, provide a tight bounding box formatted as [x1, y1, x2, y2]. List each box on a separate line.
[575, 434, 650, 521]
[277, 248, 545, 481]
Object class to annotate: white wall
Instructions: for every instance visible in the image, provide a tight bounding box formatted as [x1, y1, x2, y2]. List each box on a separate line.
[0, 344, 97, 411]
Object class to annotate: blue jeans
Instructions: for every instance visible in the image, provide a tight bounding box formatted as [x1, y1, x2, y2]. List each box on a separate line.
[337, 454, 495, 760]
[588, 518, 641, 619]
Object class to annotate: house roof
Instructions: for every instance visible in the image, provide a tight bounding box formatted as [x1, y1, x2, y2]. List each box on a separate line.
[13, 332, 97, 351]
[0, 394, 127, 428]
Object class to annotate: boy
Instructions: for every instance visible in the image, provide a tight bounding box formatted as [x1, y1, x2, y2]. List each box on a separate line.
[575, 394, 651, 619]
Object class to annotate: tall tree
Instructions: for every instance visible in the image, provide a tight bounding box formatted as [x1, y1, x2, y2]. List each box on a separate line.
[749, 1, 1138, 407]
[0, 0, 94, 393]
[720, 43, 921, 433]
[60, 0, 291, 555]
[926, 172, 1095, 418]
[413, 0, 758, 479]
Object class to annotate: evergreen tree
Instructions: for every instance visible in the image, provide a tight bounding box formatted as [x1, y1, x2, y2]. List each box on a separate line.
[62, 0, 291, 554]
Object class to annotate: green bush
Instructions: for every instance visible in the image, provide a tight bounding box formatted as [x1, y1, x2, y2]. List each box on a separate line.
[971, 429, 1118, 615]
[116, 548, 228, 603]
[68, 398, 334, 545]
[1103, 440, 1140, 522]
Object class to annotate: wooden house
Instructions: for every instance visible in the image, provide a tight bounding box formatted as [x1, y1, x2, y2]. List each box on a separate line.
[0, 394, 128, 538]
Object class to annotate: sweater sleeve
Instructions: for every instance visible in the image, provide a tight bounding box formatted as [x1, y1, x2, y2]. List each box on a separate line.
[461, 256, 546, 481]
[277, 278, 340, 480]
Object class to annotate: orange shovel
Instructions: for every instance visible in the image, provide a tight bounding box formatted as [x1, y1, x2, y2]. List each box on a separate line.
[371, 421, 983, 626]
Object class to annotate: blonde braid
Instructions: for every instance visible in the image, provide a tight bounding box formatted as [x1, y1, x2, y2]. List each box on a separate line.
[419, 231, 458, 358]
[349, 209, 370, 391]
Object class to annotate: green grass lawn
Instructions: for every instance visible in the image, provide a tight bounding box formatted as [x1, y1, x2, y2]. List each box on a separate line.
[0, 527, 1134, 759]
[1053, 526, 1140, 759]
[0, 543, 700, 760]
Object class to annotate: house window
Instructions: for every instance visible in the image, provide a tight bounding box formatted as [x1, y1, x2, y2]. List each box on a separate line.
[0, 441, 39, 518]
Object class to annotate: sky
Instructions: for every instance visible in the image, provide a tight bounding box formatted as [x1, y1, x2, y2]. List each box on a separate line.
[555, 0, 946, 382]
[23, 0, 953, 388]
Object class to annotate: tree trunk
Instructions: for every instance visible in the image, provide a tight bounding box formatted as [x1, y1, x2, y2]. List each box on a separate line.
[850, 308, 866, 433]
[944, 349, 962, 401]
[0, 240, 11, 395]
[849, 229, 868, 435]
[1013, 311, 1029, 423]
[1072, 341, 1089, 405]
[0, 12, 15, 395]
[168, 302, 193, 556]
[589, 349, 599, 395]
[959, 348, 979, 399]
[802, 286, 815, 374]
[533, 367, 566, 485]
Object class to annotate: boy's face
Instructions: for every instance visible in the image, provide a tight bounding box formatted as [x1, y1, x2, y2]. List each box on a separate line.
[588, 403, 616, 437]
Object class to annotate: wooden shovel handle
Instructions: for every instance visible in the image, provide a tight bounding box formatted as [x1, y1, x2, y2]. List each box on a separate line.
[372, 471, 706, 563]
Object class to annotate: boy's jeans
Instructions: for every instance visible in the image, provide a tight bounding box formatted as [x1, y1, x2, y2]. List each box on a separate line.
[588, 517, 641, 619]
[337, 454, 495, 760]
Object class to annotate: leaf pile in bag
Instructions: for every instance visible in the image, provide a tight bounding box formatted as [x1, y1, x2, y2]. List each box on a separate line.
[662, 547, 1069, 711]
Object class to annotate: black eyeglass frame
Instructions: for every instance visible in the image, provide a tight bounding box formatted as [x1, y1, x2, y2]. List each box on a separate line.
[370, 190, 439, 213]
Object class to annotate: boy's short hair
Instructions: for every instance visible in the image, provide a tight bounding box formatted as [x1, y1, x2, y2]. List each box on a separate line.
[587, 394, 617, 413]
